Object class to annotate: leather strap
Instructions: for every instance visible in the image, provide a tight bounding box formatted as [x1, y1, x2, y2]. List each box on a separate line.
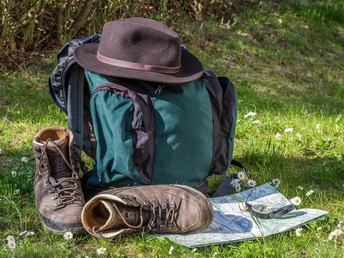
[97, 52, 181, 74]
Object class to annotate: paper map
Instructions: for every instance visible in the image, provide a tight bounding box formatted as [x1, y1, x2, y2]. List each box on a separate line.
[157, 183, 328, 247]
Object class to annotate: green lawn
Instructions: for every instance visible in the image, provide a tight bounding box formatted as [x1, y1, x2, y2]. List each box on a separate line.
[0, 1, 343, 257]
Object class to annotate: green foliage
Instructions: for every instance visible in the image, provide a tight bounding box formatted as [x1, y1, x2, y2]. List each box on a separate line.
[0, 0, 256, 52]
[0, 1, 343, 256]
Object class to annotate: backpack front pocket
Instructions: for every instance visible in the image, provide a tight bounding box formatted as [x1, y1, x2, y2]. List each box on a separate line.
[91, 82, 155, 184]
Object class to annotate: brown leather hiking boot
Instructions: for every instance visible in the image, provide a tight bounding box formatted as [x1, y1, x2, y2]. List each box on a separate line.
[81, 184, 214, 238]
[32, 126, 85, 233]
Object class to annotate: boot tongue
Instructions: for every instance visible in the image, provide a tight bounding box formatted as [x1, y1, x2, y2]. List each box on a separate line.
[97, 200, 148, 232]
[45, 135, 72, 180]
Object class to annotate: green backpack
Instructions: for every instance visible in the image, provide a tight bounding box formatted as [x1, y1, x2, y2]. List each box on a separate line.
[49, 35, 242, 197]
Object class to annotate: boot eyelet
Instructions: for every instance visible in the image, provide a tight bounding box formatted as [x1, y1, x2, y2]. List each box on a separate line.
[55, 201, 62, 206]
[170, 202, 175, 209]
[52, 194, 58, 200]
[48, 188, 55, 193]
[162, 202, 167, 209]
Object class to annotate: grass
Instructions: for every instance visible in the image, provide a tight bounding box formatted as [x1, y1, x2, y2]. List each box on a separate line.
[0, 1, 343, 257]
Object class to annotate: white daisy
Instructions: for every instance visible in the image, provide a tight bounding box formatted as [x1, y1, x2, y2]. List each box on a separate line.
[290, 196, 301, 206]
[21, 156, 29, 163]
[11, 170, 17, 177]
[328, 232, 335, 240]
[230, 179, 240, 187]
[235, 184, 241, 192]
[247, 179, 257, 188]
[19, 231, 28, 236]
[237, 171, 246, 181]
[295, 227, 303, 237]
[26, 231, 35, 236]
[298, 186, 304, 190]
[191, 248, 197, 253]
[168, 246, 174, 255]
[306, 190, 314, 196]
[244, 112, 257, 118]
[96, 247, 107, 255]
[7, 240, 16, 249]
[272, 178, 280, 185]
[275, 133, 282, 140]
[6, 235, 15, 242]
[284, 127, 293, 133]
[333, 228, 343, 236]
[63, 231, 73, 241]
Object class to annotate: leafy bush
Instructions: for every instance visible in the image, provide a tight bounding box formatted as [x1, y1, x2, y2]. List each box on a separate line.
[0, 0, 256, 51]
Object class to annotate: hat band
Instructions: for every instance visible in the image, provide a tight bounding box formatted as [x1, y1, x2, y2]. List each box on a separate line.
[97, 52, 181, 74]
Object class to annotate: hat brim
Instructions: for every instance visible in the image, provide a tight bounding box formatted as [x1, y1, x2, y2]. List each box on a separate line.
[74, 43, 204, 84]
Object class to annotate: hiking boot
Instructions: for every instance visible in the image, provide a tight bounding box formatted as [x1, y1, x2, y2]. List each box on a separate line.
[32, 126, 85, 233]
[81, 184, 214, 238]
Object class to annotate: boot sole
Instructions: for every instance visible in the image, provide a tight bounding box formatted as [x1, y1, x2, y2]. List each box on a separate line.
[41, 214, 85, 234]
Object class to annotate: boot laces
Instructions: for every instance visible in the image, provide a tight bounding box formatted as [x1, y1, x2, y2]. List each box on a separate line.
[108, 196, 178, 231]
[147, 200, 177, 231]
[39, 138, 82, 207]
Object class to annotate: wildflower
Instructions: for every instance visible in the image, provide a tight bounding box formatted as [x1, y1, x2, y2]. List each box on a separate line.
[11, 170, 17, 177]
[306, 190, 314, 196]
[290, 196, 301, 206]
[315, 123, 321, 131]
[21, 156, 29, 163]
[235, 184, 241, 192]
[298, 186, 304, 190]
[230, 179, 240, 187]
[96, 247, 107, 255]
[275, 133, 282, 140]
[19, 231, 28, 236]
[6, 235, 15, 242]
[247, 179, 257, 188]
[284, 128, 293, 133]
[252, 120, 261, 124]
[333, 228, 343, 236]
[295, 227, 303, 237]
[272, 178, 280, 185]
[244, 112, 257, 118]
[7, 241, 16, 249]
[26, 231, 35, 236]
[271, 178, 280, 188]
[63, 231, 73, 241]
[168, 246, 174, 255]
[317, 227, 322, 231]
[328, 232, 335, 240]
[237, 171, 246, 181]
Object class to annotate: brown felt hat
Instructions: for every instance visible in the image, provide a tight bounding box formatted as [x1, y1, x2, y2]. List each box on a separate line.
[74, 18, 204, 84]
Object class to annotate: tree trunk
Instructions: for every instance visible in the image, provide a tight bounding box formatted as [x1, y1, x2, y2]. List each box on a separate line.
[67, 0, 94, 39]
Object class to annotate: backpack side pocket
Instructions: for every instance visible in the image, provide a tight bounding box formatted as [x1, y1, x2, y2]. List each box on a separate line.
[205, 73, 237, 174]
